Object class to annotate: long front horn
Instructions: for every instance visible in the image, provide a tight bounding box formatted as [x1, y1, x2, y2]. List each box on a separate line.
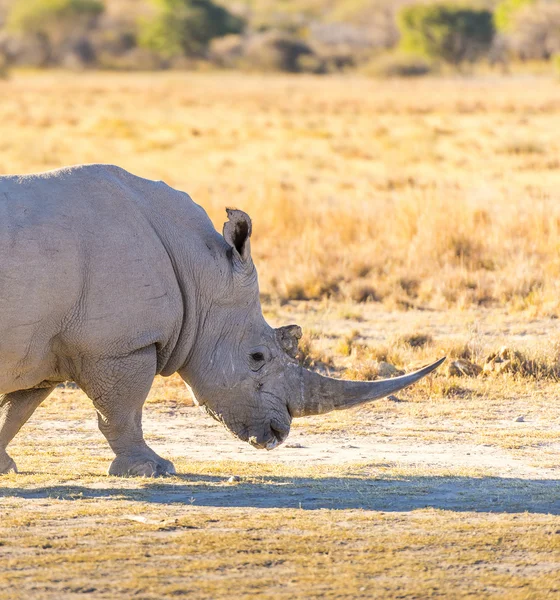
[289, 357, 446, 418]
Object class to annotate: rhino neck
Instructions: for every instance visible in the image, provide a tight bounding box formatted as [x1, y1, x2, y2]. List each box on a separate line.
[157, 282, 200, 378]
[156, 232, 232, 378]
[133, 184, 237, 378]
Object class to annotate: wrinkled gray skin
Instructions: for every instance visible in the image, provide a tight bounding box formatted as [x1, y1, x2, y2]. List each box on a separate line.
[0, 165, 444, 476]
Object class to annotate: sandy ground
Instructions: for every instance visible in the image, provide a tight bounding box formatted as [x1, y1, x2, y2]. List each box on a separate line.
[8, 398, 558, 515]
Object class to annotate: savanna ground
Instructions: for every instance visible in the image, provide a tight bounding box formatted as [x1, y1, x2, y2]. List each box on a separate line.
[1, 71, 560, 598]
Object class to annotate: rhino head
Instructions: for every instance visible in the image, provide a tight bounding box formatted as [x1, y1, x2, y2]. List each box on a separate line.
[179, 209, 444, 450]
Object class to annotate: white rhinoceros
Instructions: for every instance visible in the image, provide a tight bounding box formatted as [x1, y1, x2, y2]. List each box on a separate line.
[0, 164, 444, 476]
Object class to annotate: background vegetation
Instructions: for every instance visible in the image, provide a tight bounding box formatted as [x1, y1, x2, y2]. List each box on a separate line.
[0, 0, 560, 73]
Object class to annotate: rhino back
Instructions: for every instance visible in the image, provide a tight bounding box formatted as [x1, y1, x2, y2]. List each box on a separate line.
[0, 164, 211, 392]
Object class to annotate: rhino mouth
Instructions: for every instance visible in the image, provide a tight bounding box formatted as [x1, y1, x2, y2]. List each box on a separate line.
[203, 403, 290, 450]
[249, 423, 289, 450]
[247, 421, 289, 450]
[249, 435, 278, 450]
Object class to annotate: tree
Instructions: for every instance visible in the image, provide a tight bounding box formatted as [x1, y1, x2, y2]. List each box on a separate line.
[398, 3, 495, 67]
[139, 0, 245, 58]
[7, 0, 104, 66]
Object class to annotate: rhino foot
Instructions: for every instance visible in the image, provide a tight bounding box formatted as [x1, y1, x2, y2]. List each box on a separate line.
[108, 453, 176, 477]
[0, 451, 17, 474]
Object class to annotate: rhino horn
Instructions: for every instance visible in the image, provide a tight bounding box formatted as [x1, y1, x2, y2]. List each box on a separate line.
[289, 357, 446, 418]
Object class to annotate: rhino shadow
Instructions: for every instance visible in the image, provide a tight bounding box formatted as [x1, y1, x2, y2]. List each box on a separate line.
[1, 475, 559, 514]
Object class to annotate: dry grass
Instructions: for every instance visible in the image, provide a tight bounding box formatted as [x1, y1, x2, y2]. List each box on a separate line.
[1, 497, 558, 599]
[1, 503, 559, 599]
[2, 71, 560, 598]
[1, 72, 560, 314]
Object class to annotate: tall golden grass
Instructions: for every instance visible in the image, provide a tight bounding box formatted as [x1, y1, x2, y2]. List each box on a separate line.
[1, 72, 560, 314]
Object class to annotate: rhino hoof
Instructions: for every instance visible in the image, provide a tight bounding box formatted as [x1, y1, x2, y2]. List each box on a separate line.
[0, 452, 18, 474]
[108, 455, 176, 478]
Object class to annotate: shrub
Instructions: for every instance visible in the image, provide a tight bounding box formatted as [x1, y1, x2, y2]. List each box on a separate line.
[398, 3, 495, 67]
[363, 52, 434, 77]
[208, 34, 244, 68]
[242, 31, 313, 72]
[507, 3, 560, 60]
[494, 0, 536, 32]
[7, 0, 104, 33]
[6, 0, 104, 66]
[139, 0, 244, 58]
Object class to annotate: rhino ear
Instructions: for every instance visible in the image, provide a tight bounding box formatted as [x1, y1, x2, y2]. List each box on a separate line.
[223, 208, 252, 263]
[276, 325, 302, 358]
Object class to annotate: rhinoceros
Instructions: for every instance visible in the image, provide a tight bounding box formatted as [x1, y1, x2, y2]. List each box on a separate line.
[0, 164, 444, 476]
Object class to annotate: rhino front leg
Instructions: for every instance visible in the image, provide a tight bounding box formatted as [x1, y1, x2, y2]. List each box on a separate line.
[0, 387, 55, 474]
[78, 347, 175, 477]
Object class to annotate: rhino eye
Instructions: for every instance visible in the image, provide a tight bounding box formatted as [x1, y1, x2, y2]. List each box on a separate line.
[249, 349, 268, 371]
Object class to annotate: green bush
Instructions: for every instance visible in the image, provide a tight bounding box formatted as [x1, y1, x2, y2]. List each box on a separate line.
[7, 0, 104, 35]
[494, 0, 535, 32]
[139, 0, 245, 58]
[398, 3, 495, 67]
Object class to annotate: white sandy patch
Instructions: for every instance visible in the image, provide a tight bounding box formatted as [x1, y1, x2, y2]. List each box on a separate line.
[28, 404, 558, 481]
